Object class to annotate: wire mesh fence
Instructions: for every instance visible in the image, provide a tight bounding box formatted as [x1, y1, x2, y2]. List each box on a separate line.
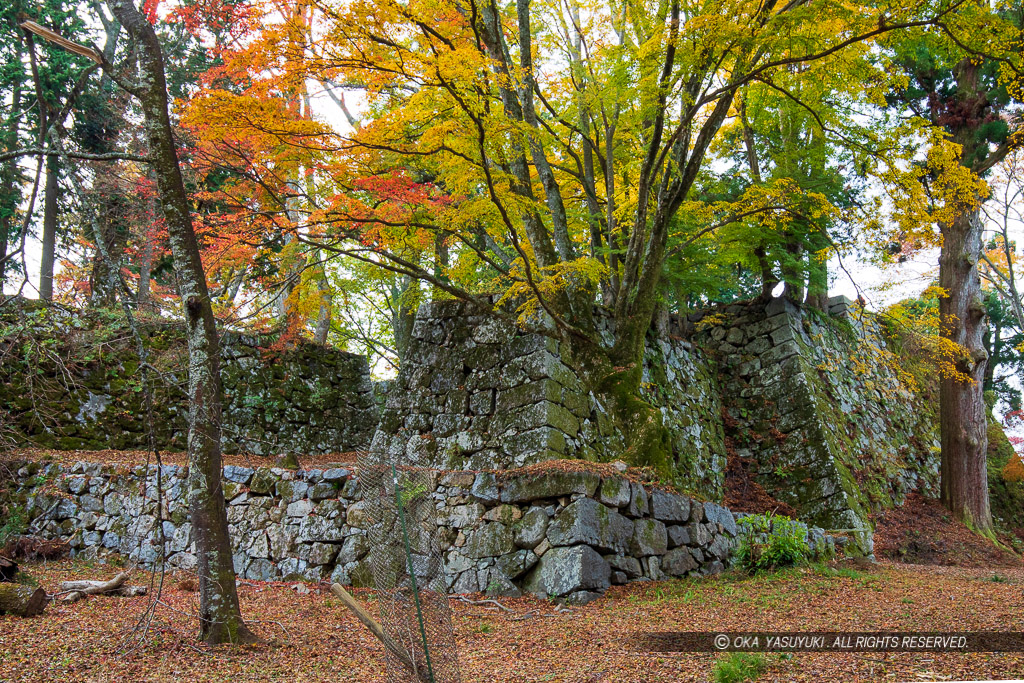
[360, 447, 460, 683]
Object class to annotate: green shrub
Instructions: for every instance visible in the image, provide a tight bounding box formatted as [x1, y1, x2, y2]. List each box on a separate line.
[0, 504, 26, 546]
[713, 652, 767, 683]
[736, 513, 811, 573]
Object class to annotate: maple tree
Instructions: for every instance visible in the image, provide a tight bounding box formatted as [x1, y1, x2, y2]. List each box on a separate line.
[96, 0, 257, 644]
[248, 0, 980, 473]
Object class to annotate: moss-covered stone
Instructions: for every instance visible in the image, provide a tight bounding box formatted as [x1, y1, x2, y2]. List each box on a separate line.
[0, 299, 377, 457]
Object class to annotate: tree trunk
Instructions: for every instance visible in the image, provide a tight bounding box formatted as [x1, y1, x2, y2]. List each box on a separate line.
[804, 228, 829, 311]
[39, 153, 58, 301]
[106, 0, 255, 645]
[1, 42, 25, 289]
[781, 232, 804, 304]
[938, 204, 993, 534]
[0, 583, 47, 617]
[392, 275, 417, 362]
[90, 194, 128, 306]
[756, 246, 776, 301]
[312, 263, 332, 345]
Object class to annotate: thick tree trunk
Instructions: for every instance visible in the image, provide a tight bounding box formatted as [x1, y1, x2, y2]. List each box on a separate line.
[804, 229, 829, 311]
[938, 205, 993, 534]
[756, 246, 776, 301]
[106, 0, 255, 645]
[0, 583, 47, 617]
[39, 154, 58, 301]
[781, 233, 804, 304]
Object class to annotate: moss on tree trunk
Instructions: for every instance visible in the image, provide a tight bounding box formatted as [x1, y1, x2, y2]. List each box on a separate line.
[106, 0, 256, 644]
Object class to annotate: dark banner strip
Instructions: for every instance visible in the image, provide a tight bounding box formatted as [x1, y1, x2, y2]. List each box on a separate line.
[628, 632, 1024, 653]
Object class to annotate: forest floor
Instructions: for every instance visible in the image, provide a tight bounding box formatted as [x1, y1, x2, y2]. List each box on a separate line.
[1, 557, 1023, 683]
[3, 451, 1023, 681]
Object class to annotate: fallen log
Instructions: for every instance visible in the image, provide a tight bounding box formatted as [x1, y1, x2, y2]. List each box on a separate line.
[58, 573, 147, 603]
[0, 556, 17, 582]
[61, 584, 148, 603]
[330, 583, 432, 683]
[0, 582, 47, 617]
[59, 573, 128, 595]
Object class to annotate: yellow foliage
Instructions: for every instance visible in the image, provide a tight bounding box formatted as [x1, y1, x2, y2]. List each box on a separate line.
[883, 289, 975, 386]
[694, 313, 727, 333]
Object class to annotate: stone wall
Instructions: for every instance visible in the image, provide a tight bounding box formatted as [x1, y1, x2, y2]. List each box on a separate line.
[694, 296, 941, 552]
[0, 304, 377, 455]
[372, 296, 947, 557]
[372, 300, 727, 500]
[4, 460, 842, 603]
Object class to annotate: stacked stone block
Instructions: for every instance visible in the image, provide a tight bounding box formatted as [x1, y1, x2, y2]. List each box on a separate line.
[0, 327, 377, 455]
[373, 300, 727, 499]
[694, 297, 941, 554]
[7, 460, 842, 603]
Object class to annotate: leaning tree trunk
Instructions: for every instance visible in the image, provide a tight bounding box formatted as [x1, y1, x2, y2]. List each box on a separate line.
[938, 204, 993, 534]
[0, 583, 47, 617]
[106, 0, 256, 645]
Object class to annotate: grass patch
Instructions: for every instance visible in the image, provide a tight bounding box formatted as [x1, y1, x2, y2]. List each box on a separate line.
[713, 652, 768, 683]
[812, 563, 872, 581]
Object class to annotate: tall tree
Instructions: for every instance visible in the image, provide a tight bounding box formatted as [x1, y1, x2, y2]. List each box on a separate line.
[20, 0, 93, 300]
[885, 5, 1022, 533]
[302, 0, 964, 473]
[101, 0, 257, 644]
[0, 9, 29, 288]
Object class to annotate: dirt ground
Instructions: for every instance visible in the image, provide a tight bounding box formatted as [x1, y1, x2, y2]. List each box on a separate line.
[874, 492, 1024, 567]
[1, 559, 1023, 682]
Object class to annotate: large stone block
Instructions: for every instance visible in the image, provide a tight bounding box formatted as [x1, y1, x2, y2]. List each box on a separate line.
[495, 549, 539, 578]
[661, 547, 698, 576]
[523, 545, 610, 597]
[546, 498, 633, 553]
[629, 519, 668, 556]
[626, 482, 650, 518]
[463, 522, 515, 559]
[598, 477, 631, 508]
[650, 490, 690, 523]
[512, 507, 549, 548]
[500, 471, 600, 503]
[438, 503, 486, 528]
[298, 515, 346, 543]
[703, 502, 737, 536]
